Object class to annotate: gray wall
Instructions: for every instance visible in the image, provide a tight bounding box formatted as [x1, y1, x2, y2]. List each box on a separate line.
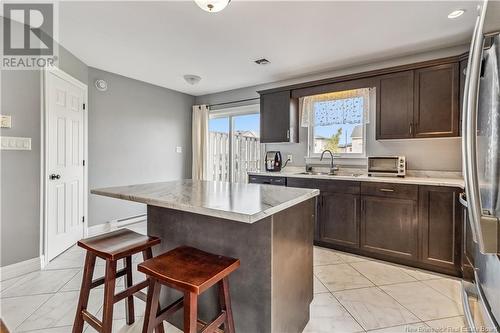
[196, 45, 467, 171]
[0, 18, 88, 266]
[88, 67, 193, 226]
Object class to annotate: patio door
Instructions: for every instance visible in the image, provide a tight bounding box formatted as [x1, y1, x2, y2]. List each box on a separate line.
[208, 105, 260, 183]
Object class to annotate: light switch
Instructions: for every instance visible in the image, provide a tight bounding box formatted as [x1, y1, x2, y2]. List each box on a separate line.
[0, 136, 31, 150]
[0, 115, 12, 128]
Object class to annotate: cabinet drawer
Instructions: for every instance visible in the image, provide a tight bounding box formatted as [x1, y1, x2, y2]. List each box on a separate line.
[361, 182, 417, 200]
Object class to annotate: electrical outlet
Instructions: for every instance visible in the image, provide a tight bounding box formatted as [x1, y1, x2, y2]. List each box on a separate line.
[287, 154, 293, 163]
[176, 146, 183, 153]
[0, 115, 12, 128]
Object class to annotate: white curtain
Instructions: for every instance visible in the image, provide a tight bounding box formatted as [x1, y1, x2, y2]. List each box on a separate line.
[300, 88, 371, 127]
[192, 105, 209, 180]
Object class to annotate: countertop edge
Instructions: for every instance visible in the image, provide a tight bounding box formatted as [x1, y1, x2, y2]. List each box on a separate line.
[248, 172, 465, 188]
[91, 187, 320, 224]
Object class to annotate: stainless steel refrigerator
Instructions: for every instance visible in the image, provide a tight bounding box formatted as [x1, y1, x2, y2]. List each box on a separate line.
[461, 0, 500, 331]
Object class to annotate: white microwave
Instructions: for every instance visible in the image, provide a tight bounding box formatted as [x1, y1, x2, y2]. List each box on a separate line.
[367, 156, 406, 177]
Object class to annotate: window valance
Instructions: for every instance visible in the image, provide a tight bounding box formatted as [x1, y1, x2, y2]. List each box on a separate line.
[300, 88, 372, 127]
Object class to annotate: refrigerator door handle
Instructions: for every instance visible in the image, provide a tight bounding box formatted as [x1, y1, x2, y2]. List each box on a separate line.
[459, 192, 479, 243]
[462, 1, 497, 254]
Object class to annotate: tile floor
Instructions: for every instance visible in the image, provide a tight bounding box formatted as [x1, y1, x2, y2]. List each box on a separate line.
[1, 223, 466, 333]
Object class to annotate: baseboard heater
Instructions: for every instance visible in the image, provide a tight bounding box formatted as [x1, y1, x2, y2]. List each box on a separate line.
[111, 213, 147, 227]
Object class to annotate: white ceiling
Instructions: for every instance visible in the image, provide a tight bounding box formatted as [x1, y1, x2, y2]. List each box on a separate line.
[59, 1, 481, 96]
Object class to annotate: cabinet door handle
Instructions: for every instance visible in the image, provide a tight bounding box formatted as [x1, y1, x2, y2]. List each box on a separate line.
[409, 122, 413, 136]
[286, 129, 290, 140]
[379, 188, 395, 192]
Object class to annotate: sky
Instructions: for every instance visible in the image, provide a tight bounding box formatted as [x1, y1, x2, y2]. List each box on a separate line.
[209, 113, 260, 135]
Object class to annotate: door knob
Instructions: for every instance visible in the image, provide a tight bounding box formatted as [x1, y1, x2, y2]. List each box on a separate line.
[49, 174, 61, 180]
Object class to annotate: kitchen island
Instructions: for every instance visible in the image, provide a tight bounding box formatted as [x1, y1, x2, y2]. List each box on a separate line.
[92, 180, 319, 333]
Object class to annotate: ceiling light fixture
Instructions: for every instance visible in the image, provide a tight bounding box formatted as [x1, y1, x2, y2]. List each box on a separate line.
[194, 0, 231, 13]
[448, 9, 465, 19]
[184, 74, 202, 85]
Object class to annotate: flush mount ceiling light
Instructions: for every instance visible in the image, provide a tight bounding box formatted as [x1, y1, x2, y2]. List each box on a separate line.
[95, 79, 108, 91]
[194, 0, 231, 13]
[448, 9, 465, 19]
[184, 74, 202, 85]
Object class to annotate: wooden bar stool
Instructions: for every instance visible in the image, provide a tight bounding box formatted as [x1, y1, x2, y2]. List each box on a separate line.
[138, 246, 240, 333]
[72, 229, 161, 333]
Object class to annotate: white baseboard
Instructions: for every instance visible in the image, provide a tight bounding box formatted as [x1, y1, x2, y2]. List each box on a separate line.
[1, 256, 43, 281]
[86, 215, 146, 237]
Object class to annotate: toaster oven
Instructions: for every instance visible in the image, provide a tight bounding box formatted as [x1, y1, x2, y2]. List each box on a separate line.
[367, 156, 406, 177]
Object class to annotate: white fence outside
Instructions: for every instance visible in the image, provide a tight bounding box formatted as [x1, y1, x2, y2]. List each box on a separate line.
[208, 131, 260, 183]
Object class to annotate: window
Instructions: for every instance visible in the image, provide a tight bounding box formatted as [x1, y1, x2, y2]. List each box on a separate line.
[302, 88, 371, 158]
[208, 105, 260, 183]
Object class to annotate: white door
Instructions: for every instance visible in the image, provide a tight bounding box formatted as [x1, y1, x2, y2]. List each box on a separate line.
[46, 70, 86, 261]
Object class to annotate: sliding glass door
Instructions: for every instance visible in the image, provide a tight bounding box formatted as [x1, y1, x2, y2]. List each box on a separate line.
[208, 106, 260, 183]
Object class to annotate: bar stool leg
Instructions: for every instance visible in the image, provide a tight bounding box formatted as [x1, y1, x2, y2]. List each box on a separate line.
[102, 259, 117, 333]
[183, 292, 197, 333]
[218, 277, 235, 333]
[142, 278, 161, 333]
[124, 256, 135, 325]
[142, 249, 165, 333]
[72, 252, 96, 333]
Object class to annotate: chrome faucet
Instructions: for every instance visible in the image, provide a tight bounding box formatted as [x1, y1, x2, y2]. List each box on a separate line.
[320, 150, 339, 174]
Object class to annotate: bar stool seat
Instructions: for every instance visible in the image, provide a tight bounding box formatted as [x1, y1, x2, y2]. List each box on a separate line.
[78, 228, 160, 260]
[73, 229, 161, 333]
[139, 246, 240, 333]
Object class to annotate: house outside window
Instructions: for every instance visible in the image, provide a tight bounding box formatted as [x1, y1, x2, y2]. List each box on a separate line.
[302, 88, 372, 159]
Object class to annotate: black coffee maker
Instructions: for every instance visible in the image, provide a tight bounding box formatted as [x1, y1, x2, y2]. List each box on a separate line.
[265, 151, 282, 172]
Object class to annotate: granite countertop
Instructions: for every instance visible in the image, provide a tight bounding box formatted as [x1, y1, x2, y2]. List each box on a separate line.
[248, 169, 465, 188]
[91, 180, 319, 224]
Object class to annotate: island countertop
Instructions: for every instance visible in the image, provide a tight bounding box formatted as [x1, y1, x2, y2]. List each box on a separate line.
[91, 180, 319, 223]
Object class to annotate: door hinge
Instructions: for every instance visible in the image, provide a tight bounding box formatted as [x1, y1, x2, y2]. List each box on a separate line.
[83, 103, 86, 110]
[82, 216, 85, 223]
[83, 160, 85, 166]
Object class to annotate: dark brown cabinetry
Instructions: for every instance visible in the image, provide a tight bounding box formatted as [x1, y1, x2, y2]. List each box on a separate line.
[376, 62, 460, 139]
[249, 175, 463, 276]
[418, 186, 462, 274]
[360, 183, 418, 260]
[287, 178, 360, 249]
[376, 71, 414, 139]
[414, 64, 460, 137]
[259, 90, 298, 143]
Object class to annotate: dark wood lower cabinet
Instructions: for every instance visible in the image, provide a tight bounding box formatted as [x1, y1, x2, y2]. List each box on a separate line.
[418, 186, 462, 275]
[360, 196, 418, 261]
[319, 192, 359, 248]
[249, 175, 463, 276]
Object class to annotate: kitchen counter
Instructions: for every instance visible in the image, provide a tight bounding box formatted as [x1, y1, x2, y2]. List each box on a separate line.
[91, 180, 319, 223]
[248, 169, 464, 188]
[92, 180, 318, 333]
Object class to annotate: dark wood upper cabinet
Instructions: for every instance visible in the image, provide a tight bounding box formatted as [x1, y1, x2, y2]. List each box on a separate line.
[259, 90, 298, 143]
[414, 64, 460, 137]
[419, 186, 462, 275]
[376, 71, 414, 139]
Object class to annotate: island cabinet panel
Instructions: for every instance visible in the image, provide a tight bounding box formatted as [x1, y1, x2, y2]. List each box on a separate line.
[413, 63, 460, 138]
[376, 71, 414, 139]
[419, 186, 462, 274]
[319, 192, 360, 248]
[259, 90, 298, 143]
[360, 195, 418, 261]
